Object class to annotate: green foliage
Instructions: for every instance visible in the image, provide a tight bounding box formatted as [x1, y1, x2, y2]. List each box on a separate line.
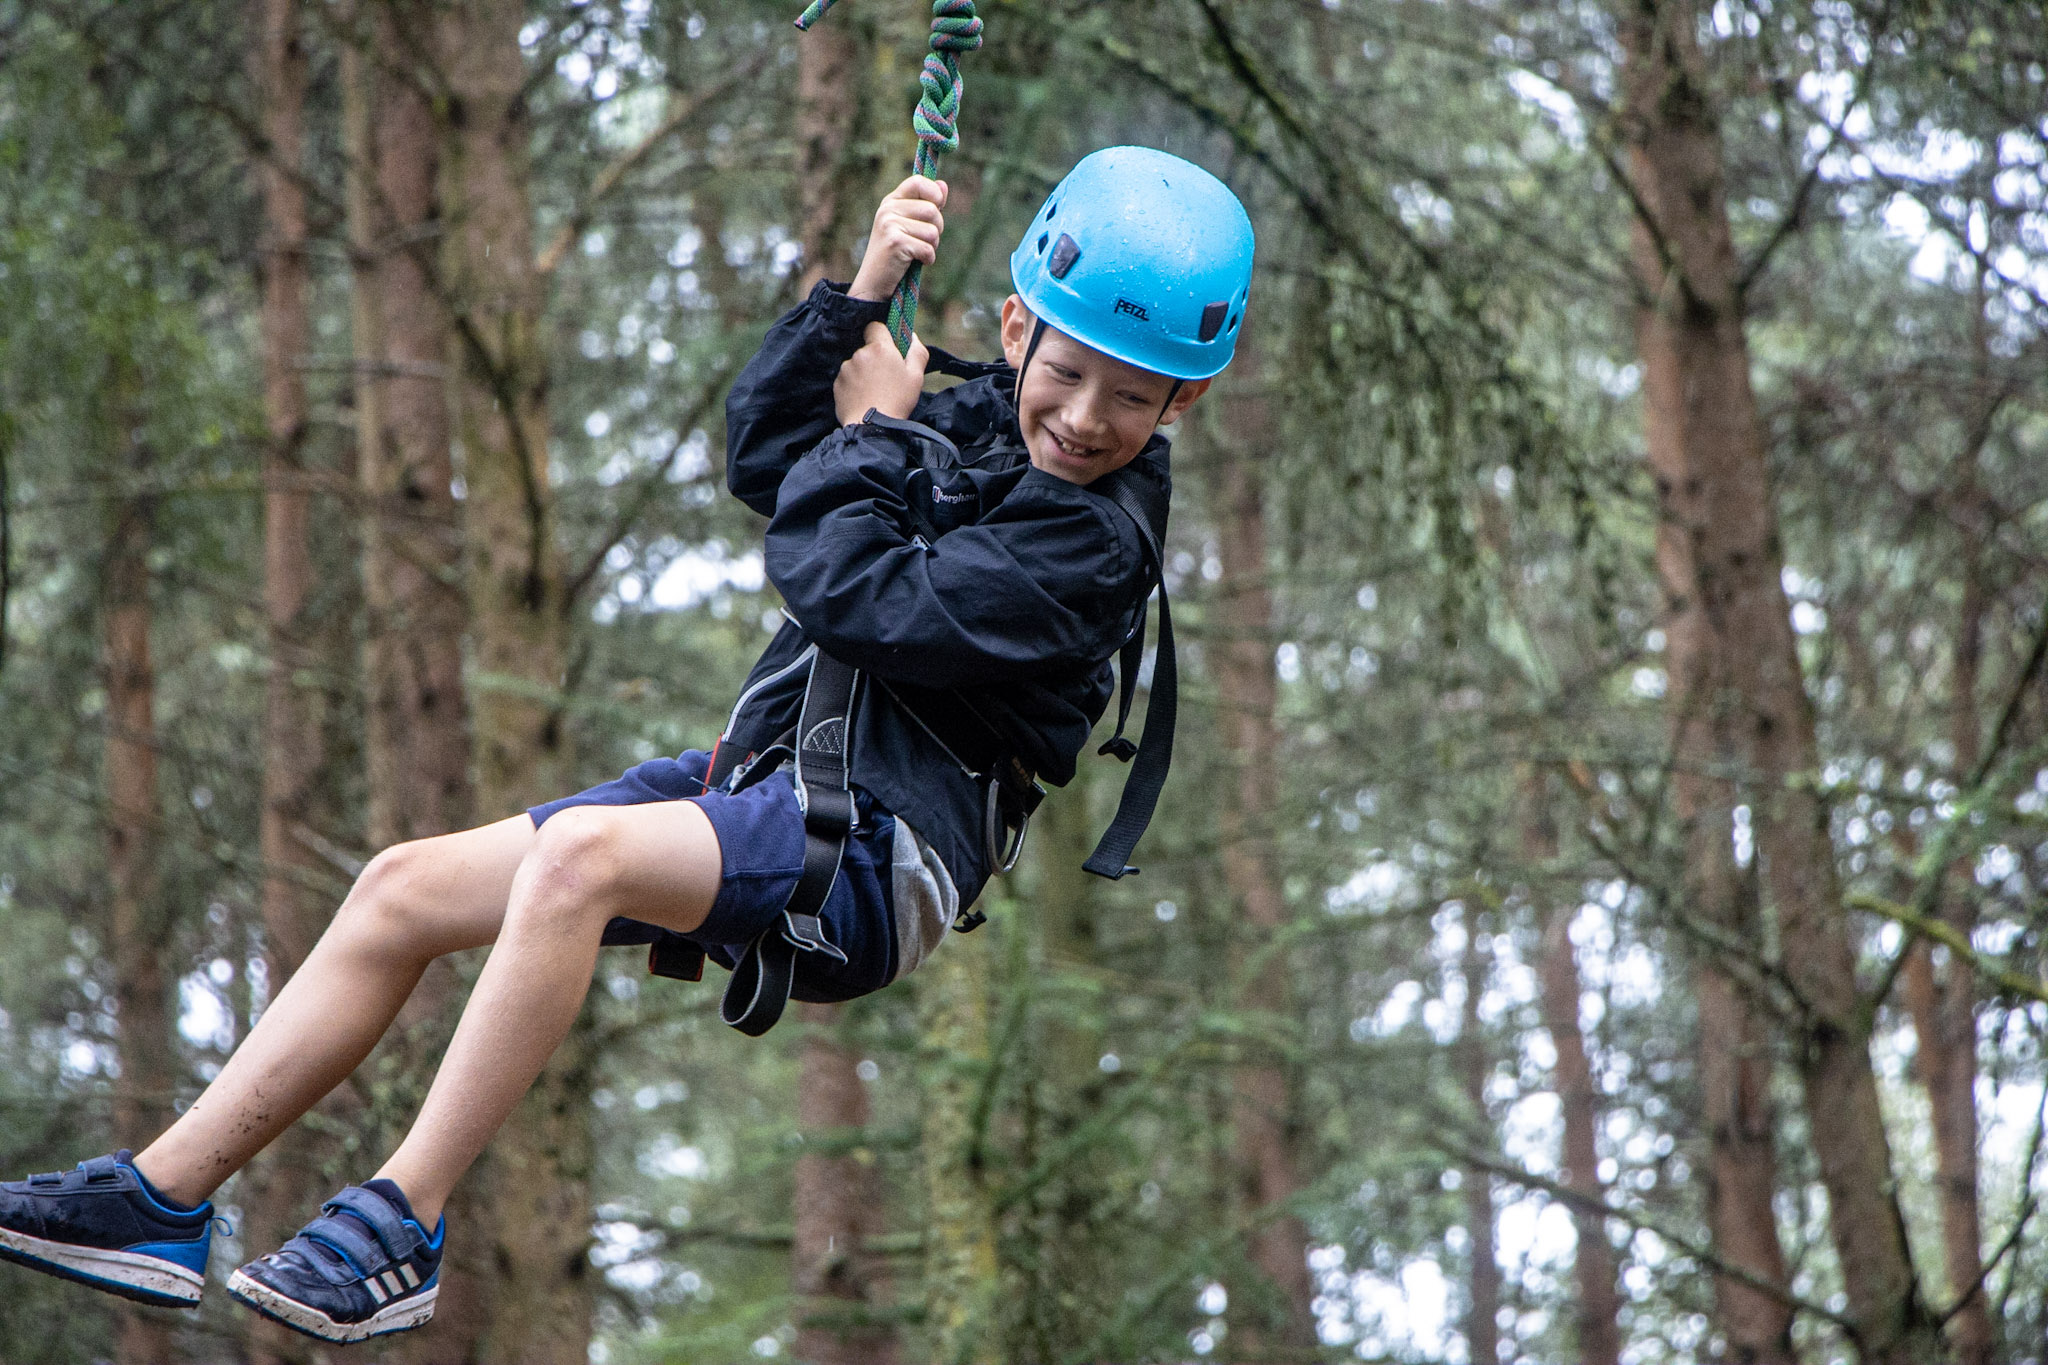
[1, 0, 2045, 1361]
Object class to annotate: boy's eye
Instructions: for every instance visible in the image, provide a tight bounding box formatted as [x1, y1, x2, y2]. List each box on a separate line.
[1046, 364, 1080, 383]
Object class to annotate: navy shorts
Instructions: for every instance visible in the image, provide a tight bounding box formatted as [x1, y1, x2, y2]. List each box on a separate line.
[528, 750, 898, 1003]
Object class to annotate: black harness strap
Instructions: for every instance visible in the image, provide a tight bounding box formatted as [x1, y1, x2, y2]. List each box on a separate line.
[1082, 478, 1176, 880]
[718, 650, 857, 1037]
[1097, 602, 1146, 763]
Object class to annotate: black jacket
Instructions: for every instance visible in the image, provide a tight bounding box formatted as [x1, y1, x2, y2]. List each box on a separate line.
[721, 280, 1170, 905]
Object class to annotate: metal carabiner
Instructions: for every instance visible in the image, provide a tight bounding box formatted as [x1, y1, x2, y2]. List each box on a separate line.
[984, 777, 1032, 874]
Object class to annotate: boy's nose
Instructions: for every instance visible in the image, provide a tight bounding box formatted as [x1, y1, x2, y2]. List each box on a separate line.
[1064, 398, 1113, 439]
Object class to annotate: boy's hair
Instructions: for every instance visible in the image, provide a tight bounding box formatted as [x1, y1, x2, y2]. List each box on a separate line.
[1008, 146, 1255, 382]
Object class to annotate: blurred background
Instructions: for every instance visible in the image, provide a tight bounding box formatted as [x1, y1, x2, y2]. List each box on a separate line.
[0, 0, 2044, 1361]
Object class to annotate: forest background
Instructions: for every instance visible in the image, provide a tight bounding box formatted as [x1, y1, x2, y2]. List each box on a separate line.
[0, 1, 2043, 1363]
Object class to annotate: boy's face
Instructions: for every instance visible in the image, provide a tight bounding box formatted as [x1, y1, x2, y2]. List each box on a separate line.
[999, 296, 1209, 486]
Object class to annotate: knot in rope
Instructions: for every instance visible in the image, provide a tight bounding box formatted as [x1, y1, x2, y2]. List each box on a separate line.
[794, 0, 982, 353]
[911, 2, 982, 171]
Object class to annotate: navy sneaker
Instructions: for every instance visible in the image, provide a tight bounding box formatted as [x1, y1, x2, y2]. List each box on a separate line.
[226, 1179, 441, 1343]
[0, 1150, 214, 1307]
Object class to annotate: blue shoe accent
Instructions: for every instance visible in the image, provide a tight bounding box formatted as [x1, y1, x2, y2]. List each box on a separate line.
[0, 1151, 213, 1308]
[123, 1236, 213, 1276]
[227, 1181, 442, 1344]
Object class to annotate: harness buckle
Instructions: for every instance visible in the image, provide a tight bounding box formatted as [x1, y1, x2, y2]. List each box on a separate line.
[783, 911, 849, 964]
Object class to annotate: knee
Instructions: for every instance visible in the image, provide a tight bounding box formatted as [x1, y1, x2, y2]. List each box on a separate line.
[333, 841, 438, 956]
[515, 807, 630, 932]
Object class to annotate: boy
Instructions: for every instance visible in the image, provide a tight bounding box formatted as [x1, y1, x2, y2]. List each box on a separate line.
[0, 145, 1254, 1343]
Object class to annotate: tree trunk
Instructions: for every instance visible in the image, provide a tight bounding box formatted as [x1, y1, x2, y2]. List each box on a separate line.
[918, 942, 999, 1365]
[1459, 911, 1500, 1365]
[342, 11, 490, 1360]
[1901, 273, 1993, 1363]
[438, 2, 587, 1357]
[102, 375, 175, 1365]
[794, 1003, 899, 1365]
[246, 7, 332, 1359]
[1527, 772, 1622, 1365]
[351, 2, 471, 854]
[787, 22, 898, 1365]
[795, 13, 860, 288]
[1661, 580, 1793, 1365]
[1616, 3, 1938, 1358]
[1209, 387, 1317, 1357]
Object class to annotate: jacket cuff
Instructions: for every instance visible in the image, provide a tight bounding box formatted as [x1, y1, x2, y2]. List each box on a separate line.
[805, 279, 892, 350]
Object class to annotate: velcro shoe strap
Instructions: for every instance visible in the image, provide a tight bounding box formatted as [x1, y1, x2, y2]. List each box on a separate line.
[321, 1185, 424, 1262]
[290, 1216, 387, 1286]
[75, 1155, 126, 1186]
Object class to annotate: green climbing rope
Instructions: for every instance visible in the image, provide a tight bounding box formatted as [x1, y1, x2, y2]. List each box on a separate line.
[795, 0, 983, 353]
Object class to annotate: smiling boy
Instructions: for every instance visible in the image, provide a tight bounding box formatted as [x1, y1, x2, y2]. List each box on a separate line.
[0, 145, 1253, 1344]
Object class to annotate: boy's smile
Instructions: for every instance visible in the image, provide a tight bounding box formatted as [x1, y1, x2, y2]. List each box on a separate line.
[999, 296, 1208, 486]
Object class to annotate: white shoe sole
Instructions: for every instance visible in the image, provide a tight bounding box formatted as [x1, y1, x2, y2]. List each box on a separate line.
[227, 1267, 437, 1343]
[0, 1222, 205, 1307]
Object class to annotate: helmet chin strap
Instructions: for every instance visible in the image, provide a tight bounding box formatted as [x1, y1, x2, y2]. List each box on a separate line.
[1012, 315, 1049, 410]
[1158, 379, 1184, 428]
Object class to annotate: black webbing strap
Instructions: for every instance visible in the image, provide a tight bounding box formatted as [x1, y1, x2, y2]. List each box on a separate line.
[1083, 478, 1176, 880]
[920, 344, 1013, 385]
[1097, 602, 1146, 763]
[720, 651, 856, 1036]
[602, 915, 709, 982]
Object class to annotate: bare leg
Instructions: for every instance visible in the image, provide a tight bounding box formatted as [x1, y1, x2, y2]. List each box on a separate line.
[375, 801, 722, 1227]
[133, 816, 538, 1207]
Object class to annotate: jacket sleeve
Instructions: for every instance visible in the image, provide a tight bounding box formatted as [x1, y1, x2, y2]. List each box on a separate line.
[724, 280, 890, 517]
[764, 422, 1149, 689]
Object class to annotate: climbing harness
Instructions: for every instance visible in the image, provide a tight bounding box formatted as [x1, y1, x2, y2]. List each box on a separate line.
[794, 0, 982, 353]
[713, 651, 859, 1035]
[610, 635, 1043, 1036]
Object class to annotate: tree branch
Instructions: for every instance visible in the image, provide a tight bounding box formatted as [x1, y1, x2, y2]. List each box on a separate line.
[0, 416, 12, 678]
[560, 341, 762, 610]
[1438, 1138, 1861, 1338]
[535, 55, 765, 278]
[1861, 606, 2048, 1014]
[1850, 893, 2048, 1008]
[1735, 9, 1888, 297]
[1949, 1072, 2042, 1327]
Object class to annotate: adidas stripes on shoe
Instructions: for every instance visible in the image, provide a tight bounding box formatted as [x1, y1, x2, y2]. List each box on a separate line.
[226, 1178, 442, 1344]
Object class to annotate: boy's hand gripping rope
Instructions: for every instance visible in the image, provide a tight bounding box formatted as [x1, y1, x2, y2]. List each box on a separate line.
[794, 0, 983, 353]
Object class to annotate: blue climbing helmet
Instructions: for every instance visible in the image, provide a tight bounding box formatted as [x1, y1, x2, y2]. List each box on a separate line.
[1009, 146, 1255, 381]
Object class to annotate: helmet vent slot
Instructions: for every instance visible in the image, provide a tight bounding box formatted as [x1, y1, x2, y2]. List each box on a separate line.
[1036, 232, 1049, 255]
[1048, 233, 1081, 279]
[1198, 301, 1229, 342]
[1046, 201, 1058, 219]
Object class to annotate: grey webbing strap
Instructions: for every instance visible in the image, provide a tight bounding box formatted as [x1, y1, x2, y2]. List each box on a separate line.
[721, 651, 856, 1036]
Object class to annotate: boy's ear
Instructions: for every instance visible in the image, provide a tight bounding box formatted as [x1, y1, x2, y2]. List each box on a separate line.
[1161, 377, 1211, 426]
[999, 294, 1032, 369]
